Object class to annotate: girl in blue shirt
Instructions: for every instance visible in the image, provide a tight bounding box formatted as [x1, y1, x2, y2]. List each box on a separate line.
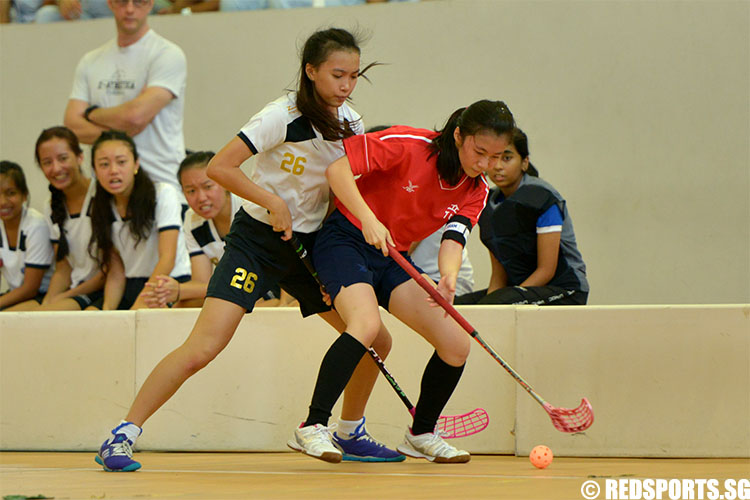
[456, 128, 589, 305]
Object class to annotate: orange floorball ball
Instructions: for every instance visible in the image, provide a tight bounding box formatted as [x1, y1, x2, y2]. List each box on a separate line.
[529, 445, 554, 469]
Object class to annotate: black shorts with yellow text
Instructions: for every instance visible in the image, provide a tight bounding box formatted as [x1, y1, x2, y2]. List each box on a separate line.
[206, 208, 330, 317]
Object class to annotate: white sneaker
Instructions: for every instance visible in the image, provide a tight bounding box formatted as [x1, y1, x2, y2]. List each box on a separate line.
[397, 428, 471, 463]
[287, 424, 342, 463]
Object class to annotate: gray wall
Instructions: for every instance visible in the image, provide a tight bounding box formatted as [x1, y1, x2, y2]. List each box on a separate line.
[1, 0, 748, 305]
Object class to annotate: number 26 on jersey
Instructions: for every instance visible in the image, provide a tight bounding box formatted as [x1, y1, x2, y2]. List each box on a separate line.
[279, 153, 306, 175]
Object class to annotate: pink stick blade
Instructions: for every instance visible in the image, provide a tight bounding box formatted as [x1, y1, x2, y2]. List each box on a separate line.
[544, 398, 594, 433]
[436, 408, 490, 439]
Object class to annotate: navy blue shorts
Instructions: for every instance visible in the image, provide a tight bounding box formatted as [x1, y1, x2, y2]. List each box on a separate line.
[206, 208, 331, 317]
[89, 275, 190, 310]
[313, 210, 422, 311]
[71, 289, 104, 310]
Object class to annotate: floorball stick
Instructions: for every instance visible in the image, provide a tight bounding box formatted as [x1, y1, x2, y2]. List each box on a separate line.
[289, 235, 489, 438]
[387, 244, 594, 433]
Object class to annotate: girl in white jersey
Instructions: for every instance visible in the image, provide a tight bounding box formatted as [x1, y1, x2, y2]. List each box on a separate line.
[88, 130, 190, 311]
[10, 127, 105, 311]
[142, 151, 291, 309]
[95, 28, 403, 472]
[0, 162, 54, 310]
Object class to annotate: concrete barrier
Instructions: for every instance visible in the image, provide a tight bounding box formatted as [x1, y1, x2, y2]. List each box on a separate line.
[1, 305, 747, 456]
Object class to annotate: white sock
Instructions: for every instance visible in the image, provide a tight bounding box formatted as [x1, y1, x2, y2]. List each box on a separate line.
[336, 417, 364, 437]
[112, 420, 142, 444]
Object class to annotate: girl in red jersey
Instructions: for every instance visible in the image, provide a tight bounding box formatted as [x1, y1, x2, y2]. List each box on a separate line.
[289, 100, 515, 463]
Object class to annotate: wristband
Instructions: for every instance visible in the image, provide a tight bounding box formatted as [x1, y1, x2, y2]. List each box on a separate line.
[83, 104, 99, 123]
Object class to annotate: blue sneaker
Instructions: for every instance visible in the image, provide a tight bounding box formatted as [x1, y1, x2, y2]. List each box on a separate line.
[332, 418, 405, 462]
[95, 433, 141, 472]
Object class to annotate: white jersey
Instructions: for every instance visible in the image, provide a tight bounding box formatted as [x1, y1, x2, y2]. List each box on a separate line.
[44, 180, 99, 288]
[70, 29, 186, 193]
[183, 193, 242, 265]
[110, 183, 191, 279]
[0, 206, 54, 292]
[410, 227, 475, 296]
[238, 93, 363, 233]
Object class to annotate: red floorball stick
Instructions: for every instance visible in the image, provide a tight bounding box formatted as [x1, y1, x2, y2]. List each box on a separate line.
[290, 236, 489, 438]
[387, 244, 593, 433]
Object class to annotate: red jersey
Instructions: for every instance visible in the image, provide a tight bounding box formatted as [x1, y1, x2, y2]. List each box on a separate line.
[336, 126, 489, 251]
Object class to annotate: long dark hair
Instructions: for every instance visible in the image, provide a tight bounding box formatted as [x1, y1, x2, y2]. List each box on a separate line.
[35, 126, 84, 261]
[295, 27, 376, 141]
[430, 100, 515, 186]
[511, 128, 539, 177]
[88, 131, 156, 270]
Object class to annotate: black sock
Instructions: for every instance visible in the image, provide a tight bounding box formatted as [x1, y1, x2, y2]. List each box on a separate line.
[304, 332, 367, 427]
[411, 351, 465, 435]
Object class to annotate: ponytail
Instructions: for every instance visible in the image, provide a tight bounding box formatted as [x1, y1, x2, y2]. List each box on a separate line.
[430, 100, 515, 186]
[295, 27, 377, 141]
[35, 126, 85, 262]
[49, 185, 70, 261]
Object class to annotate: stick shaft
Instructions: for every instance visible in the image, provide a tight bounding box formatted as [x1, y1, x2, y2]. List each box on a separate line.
[386, 245, 547, 407]
[289, 236, 417, 412]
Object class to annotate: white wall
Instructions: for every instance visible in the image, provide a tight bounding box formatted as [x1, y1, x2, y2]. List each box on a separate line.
[1, 306, 748, 456]
[1, 0, 748, 305]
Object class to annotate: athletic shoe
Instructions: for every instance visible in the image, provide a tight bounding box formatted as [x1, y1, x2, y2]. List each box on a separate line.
[332, 418, 405, 462]
[95, 433, 141, 472]
[287, 423, 342, 463]
[397, 428, 471, 463]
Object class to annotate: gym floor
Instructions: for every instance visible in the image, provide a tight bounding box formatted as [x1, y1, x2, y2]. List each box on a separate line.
[1, 452, 748, 499]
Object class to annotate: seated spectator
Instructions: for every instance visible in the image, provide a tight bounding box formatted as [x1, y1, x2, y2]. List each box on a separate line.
[0, 161, 54, 310]
[410, 228, 474, 296]
[160, 0, 413, 13]
[35, 0, 113, 22]
[35, 0, 165, 22]
[87, 131, 191, 310]
[267, 0, 414, 7]
[8, 127, 105, 311]
[141, 151, 295, 308]
[219, 0, 266, 9]
[157, 0, 221, 14]
[455, 128, 589, 306]
[1, 0, 43, 23]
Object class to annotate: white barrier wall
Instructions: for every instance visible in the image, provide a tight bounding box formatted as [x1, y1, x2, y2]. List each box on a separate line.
[1, 306, 747, 457]
[0, 312, 136, 450]
[133, 308, 515, 453]
[513, 305, 750, 458]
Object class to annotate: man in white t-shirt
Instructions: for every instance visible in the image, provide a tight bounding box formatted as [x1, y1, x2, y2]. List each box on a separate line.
[63, 0, 186, 196]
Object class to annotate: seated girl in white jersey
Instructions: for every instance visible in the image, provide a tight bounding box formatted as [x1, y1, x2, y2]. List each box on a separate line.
[94, 28, 404, 472]
[9, 127, 105, 312]
[454, 128, 589, 306]
[139, 151, 294, 309]
[0, 161, 54, 310]
[87, 130, 191, 311]
[289, 100, 516, 464]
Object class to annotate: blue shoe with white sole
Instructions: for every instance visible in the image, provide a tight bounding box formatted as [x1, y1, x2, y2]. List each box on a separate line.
[95, 432, 141, 472]
[332, 418, 405, 462]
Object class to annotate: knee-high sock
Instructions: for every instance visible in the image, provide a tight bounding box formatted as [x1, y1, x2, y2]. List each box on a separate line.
[304, 332, 366, 427]
[411, 351, 465, 435]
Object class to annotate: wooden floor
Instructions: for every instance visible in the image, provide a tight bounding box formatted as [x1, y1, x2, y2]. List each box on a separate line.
[1, 452, 748, 500]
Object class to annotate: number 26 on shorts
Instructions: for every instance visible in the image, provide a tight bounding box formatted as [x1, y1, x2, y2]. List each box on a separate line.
[279, 153, 306, 175]
[230, 267, 258, 293]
